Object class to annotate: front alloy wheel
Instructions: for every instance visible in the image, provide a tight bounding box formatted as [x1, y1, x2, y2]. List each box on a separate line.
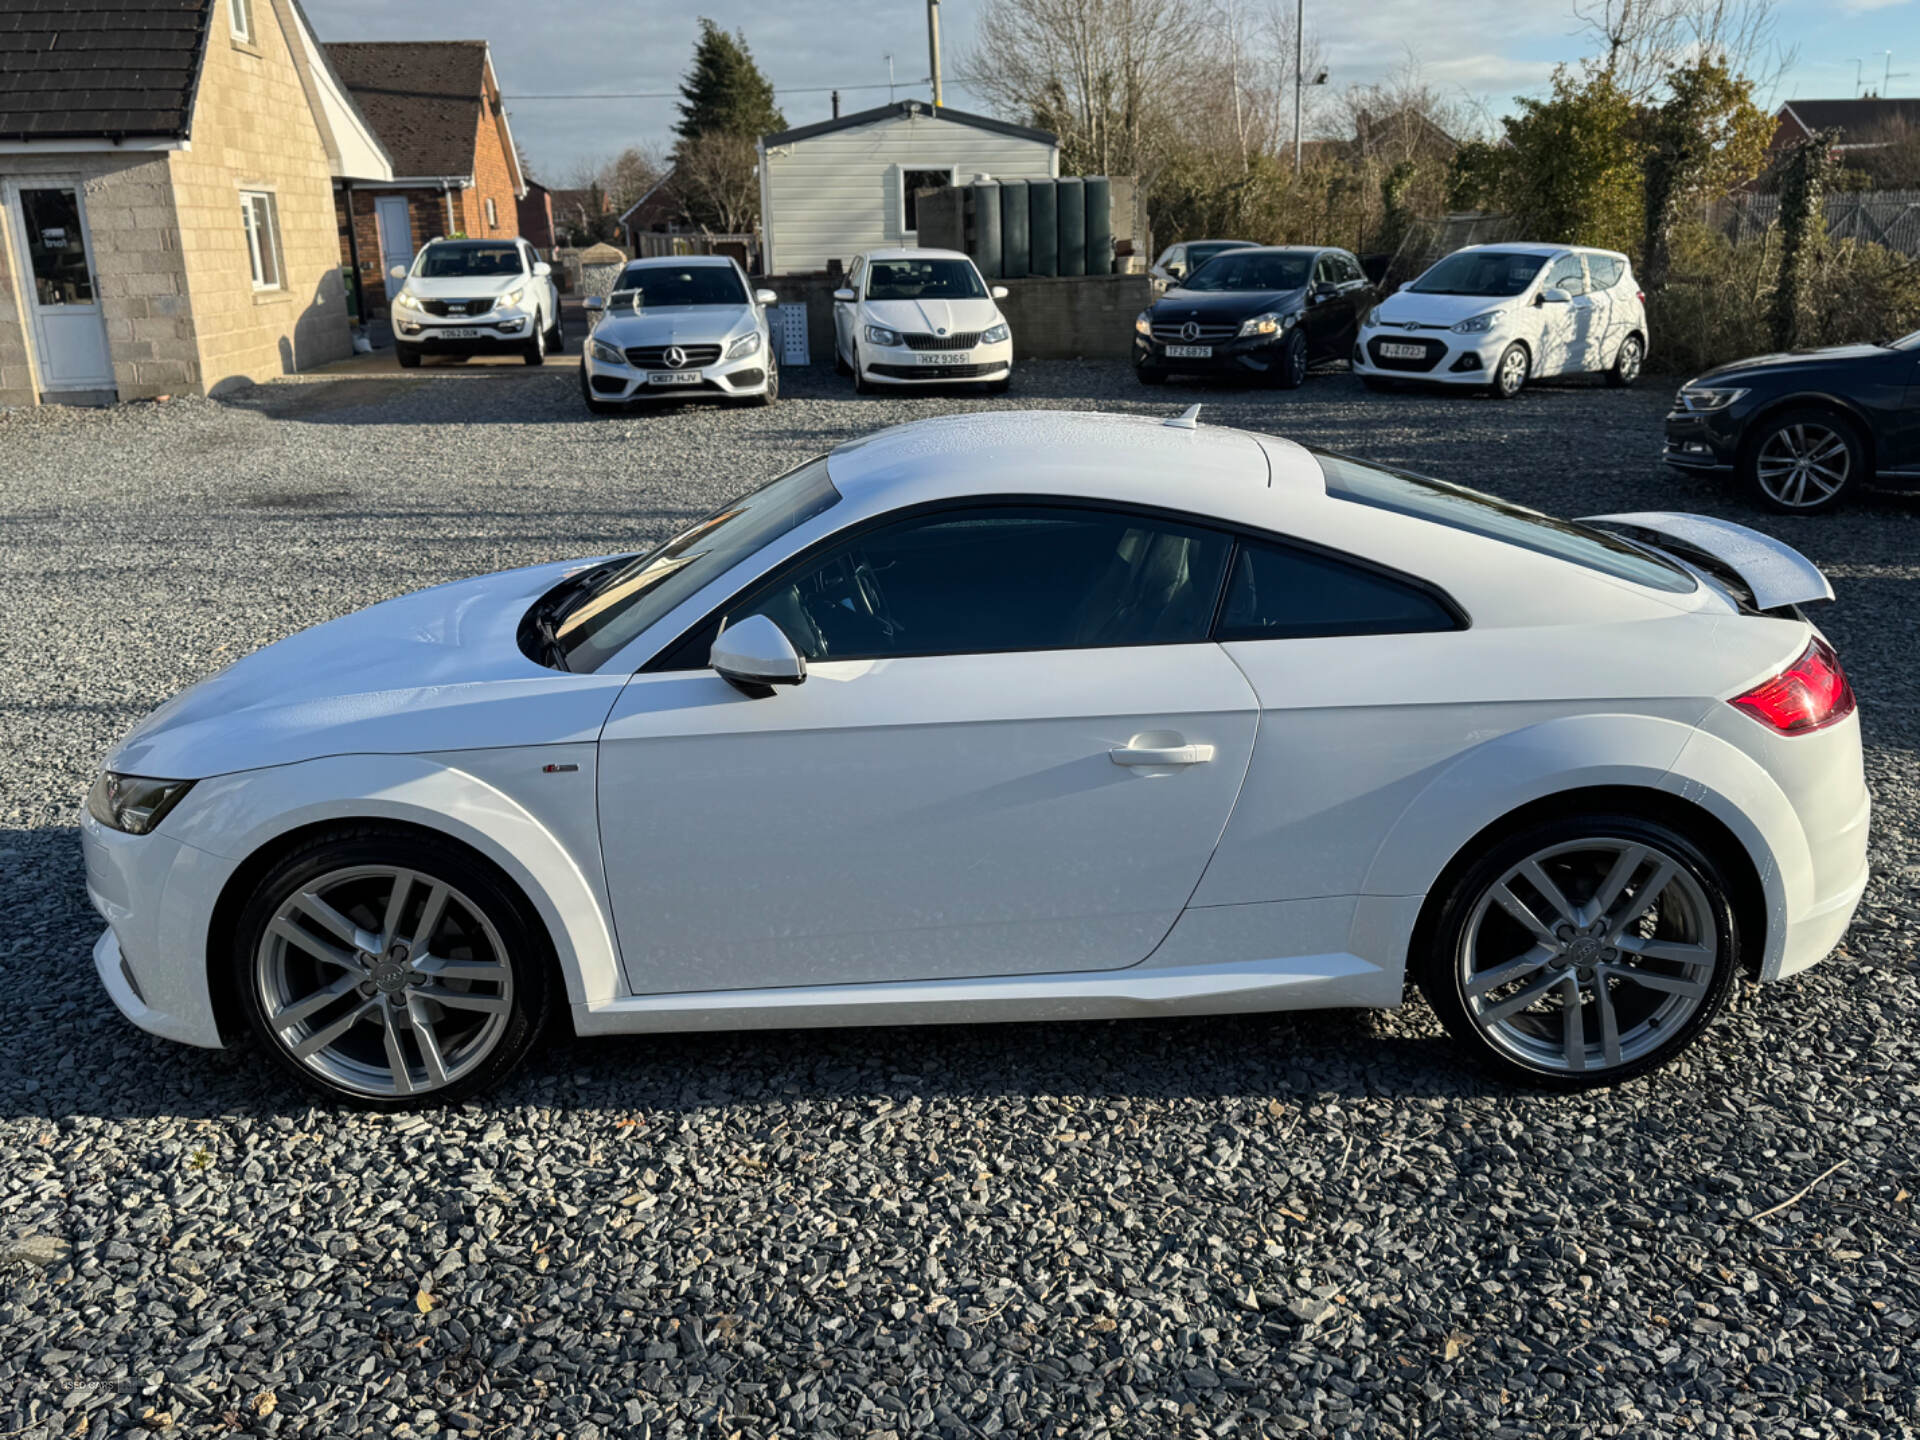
[1419, 815, 1736, 1087]
[235, 829, 550, 1105]
[1491, 342, 1529, 399]
[1745, 411, 1859, 514]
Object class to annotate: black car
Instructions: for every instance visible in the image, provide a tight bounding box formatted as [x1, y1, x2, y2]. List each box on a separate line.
[1133, 246, 1375, 389]
[1664, 330, 1920, 513]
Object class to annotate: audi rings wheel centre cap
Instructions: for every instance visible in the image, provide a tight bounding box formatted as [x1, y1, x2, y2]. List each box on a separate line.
[371, 959, 411, 993]
[1563, 936, 1604, 968]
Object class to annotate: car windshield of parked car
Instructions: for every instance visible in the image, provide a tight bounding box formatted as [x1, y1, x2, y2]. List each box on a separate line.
[609, 265, 748, 307]
[1180, 252, 1312, 292]
[1185, 242, 1250, 270]
[1890, 329, 1920, 350]
[1317, 450, 1697, 594]
[415, 243, 523, 279]
[864, 259, 987, 301]
[1408, 251, 1549, 297]
[555, 459, 842, 672]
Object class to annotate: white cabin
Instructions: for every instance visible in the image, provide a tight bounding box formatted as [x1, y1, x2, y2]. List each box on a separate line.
[758, 100, 1060, 275]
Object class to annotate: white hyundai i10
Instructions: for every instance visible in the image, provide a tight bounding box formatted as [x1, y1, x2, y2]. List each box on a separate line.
[82, 411, 1867, 1106]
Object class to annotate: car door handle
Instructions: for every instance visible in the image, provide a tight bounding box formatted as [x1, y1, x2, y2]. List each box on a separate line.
[1109, 743, 1215, 766]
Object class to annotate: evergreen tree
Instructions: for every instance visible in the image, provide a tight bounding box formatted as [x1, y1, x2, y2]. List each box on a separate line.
[674, 19, 784, 143]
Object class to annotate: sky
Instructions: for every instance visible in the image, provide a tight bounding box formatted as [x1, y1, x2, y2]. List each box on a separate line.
[302, 0, 1920, 181]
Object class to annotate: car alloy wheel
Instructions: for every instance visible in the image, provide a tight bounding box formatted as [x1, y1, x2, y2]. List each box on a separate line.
[1607, 335, 1643, 388]
[1492, 343, 1528, 398]
[254, 864, 515, 1099]
[1753, 420, 1852, 511]
[524, 323, 547, 367]
[1273, 330, 1308, 390]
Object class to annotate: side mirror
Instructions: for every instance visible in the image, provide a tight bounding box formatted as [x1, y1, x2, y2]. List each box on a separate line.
[755, 288, 778, 305]
[583, 296, 606, 314]
[388, 264, 408, 280]
[1538, 287, 1571, 305]
[534, 261, 553, 278]
[833, 287, 857, 303]
[711, 614, 806, 698]
[991, 285, 1010, 300]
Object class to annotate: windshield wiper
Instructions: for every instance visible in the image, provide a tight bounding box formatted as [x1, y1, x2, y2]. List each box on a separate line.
[523, 558, 631, 673]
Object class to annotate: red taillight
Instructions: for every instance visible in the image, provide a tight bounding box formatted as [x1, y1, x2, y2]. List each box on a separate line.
[1729, 638, 1855, 734]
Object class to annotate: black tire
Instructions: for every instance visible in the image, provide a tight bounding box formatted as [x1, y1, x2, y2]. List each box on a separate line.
[578, 365, 619, 416]
[1490, 342, 1529, 398]
[1739, 407, 1863, 516]
[1272, 329, 1309, 390]
[1136, 365, 1169, 386]
[852, 345, 875, 395]
[1415, 811, 1739, 1091]
[1360, 376, 1394, 393]
[753, 361, 780, 407]
[545, 309, 564, 352]
[230, 826, 554, 1109]
[395, 342, 421, 370]
[1605, 332, 1644, 388]
[523, 325, 547, 367]
[985, 375, 1011, 396]
[834, 342, 852, 377]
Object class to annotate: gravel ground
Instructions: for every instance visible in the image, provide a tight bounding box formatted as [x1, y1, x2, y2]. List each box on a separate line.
[2, 361, 1918, 1439]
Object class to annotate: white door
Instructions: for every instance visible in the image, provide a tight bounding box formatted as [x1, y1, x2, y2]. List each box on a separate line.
[375, 196, 413, 299]
[1537, 252, 1596, 376]
[6, 182, 112, 392]
[833, 255, 864, 363]
[595, 503, 1261, 995]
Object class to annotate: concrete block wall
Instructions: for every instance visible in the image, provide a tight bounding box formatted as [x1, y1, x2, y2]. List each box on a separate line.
[169, 0, 352, 394]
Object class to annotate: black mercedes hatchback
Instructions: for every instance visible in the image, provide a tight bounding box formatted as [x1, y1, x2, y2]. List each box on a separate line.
[1664, 330, 1920, 514]
[1133, 246, 1375, 389]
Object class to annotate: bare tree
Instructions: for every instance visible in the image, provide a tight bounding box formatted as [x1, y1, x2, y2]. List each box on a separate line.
[1570, 0, 1794, 101]
[673, 131, 760, 235]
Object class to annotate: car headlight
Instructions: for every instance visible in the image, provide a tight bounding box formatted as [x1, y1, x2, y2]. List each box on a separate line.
[87, 772, 195, 836]
[727, 331, 762, 360]
[495, 287, 526, 311]
[393, 289, 419, 311]
[1678, 386, 1749, 412]
[589, 338, 626, 365]
[981, 322, 1010, 345]
[1238, 311, 1295, 338]
[864, 324, 902, 347]
[1135, 311, 1153, 337]
[1362, 305, 1381, 328]
[1451, 310, 1503, 334]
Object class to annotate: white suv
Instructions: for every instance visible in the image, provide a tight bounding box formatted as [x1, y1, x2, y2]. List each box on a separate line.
[390, 237, 562, 368]
[1354, 244, 1646, 398]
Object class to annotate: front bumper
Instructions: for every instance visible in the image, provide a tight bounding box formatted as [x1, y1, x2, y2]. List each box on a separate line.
[1133, 329, 1293, 377]
[583, 347, 771, 401]
[1662, 407, 1743, 473]
[394, 312, 536, 354]
[858, 340, 1012, 385]
[1351, 327, 1499, 384]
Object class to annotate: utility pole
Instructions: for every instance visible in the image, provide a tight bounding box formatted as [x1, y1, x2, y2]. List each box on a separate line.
[927, 0, 944, 108]
[1292, 0, 1304, 172]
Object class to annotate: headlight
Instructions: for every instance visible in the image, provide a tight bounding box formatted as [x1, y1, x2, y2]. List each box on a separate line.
[981, 322, 1010, 344]
[393, 289, 419, 311]
[1238, 311, 1295, 338]
[1678, 386, 1749, 412]
[864, 324, 902, 346]
[1135, 311, 1153, 337]
[1451, 311, 1503, 334]
[1363, 306, 1381, 328]
[589, 338, 626, 365]
[496, 287, 526, 311]
[87, 772, 194, 836]
[727, 331, 762, 360]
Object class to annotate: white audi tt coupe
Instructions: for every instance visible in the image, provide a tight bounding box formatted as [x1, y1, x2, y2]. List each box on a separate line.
[82, 411, 1868, 1106]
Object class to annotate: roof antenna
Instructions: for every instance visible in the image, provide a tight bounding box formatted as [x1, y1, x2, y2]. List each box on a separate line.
[1164, 404, 1202, 430]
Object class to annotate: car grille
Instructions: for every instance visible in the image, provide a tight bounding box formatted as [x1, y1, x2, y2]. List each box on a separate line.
[870, 362, 1005, 379]
[902, 331, 982, 351]
[1365, 336, 1447, 372]
[422, 299, 491, 317]
[625, 344, 723, 369]
[1150, 321, 1238, 344]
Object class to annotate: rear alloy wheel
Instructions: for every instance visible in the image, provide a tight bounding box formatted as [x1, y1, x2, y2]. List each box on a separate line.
[234, 829, 551, 1107]
[1743, 409, 1861, 515]
[1606, 333, 1644, 388]
[1418, 814, 1736, 1088]
[1273, 329, 1309, 390]
[1490, 342, 1529, 399]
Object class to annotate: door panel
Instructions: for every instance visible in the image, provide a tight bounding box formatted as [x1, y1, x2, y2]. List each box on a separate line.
[375, 197, 413, 300]
[8, 184, 112, 389]
[597, 646, 1259, 994]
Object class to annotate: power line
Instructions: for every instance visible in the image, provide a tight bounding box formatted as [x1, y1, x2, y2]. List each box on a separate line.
[505, 79, 930, 101]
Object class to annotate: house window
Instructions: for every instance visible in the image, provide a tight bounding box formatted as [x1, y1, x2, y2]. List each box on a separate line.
[240, 190, 282, 290]
[228, 0, 252, 43]
[485, 197, 498, 229]
[902, 168, 954, 234]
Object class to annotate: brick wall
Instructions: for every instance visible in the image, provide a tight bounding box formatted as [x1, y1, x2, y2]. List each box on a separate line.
[336, 185, 455, 320]
[168, 0, 352, 394]
[0, 151, 194, 406]
[463, 77, 520, 243]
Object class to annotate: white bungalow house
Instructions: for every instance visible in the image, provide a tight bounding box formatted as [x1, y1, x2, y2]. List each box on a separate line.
[757, 100, 1059, 275]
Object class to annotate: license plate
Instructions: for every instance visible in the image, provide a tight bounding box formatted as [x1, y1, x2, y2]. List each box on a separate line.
[434, 327, 480, 340]
[1379, 343, 1426, 359]
[1165, 344, 1212, 358]
[648, 371, 704, 385]
[916, 351, 970, 365]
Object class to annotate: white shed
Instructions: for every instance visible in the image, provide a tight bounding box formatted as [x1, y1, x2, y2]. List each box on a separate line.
[758, 100, 1059, 275]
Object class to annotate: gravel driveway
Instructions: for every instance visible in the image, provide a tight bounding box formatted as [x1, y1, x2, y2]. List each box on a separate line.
[3, 363, 1917, 1439]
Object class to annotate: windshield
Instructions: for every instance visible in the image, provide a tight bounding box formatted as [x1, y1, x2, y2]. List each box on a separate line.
[865, 258, 987, 302]
[554, 459, 842, 672]
[1410, 251, 1548, 297]
[415, 243, 524, 279]
[1185, 242, 1252, 269]
[1891, 329, 1920, 351]
[1182, 251, 1312, 293]
[1317, 450, 1696, 594]
[609, 264, 748, 307]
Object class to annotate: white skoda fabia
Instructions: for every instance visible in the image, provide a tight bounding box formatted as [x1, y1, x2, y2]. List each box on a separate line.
[83, 412, 1868, 1106]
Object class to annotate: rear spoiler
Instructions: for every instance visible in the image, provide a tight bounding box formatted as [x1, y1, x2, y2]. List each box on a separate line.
[1579, 511, 1833, 611]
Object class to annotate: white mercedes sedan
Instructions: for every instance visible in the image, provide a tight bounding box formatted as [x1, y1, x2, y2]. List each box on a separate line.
[82, 412, 1868, 1106]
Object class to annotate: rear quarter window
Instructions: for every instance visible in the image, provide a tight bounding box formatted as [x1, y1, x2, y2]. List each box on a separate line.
[1588, 254, 1625, 289]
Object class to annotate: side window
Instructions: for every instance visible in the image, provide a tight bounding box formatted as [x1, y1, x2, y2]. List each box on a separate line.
[1587, 254, 1624, 290]
[1215, 539, 1459, 641]
[846, 257, 865, 295]
[1544, 253, 1588, 297]
[1336, 253, 1365, 283]
[1314, 253, 1335, 285]
[730, 506, 1233, 662]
